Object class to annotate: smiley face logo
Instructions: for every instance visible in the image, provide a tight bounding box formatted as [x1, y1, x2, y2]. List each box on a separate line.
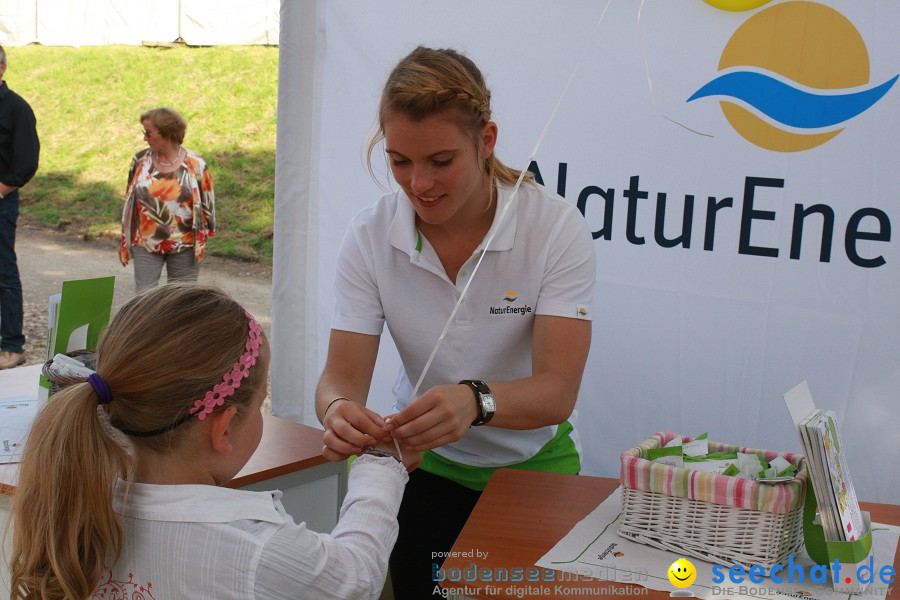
[667, 558, 697, 588]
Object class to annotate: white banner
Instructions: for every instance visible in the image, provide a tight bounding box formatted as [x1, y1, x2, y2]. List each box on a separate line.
[273, 0, 900, 503]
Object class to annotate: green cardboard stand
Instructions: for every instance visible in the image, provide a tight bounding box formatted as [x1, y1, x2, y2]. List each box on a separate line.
[37, 276, 115, 405]
[803, 474, 874, 594]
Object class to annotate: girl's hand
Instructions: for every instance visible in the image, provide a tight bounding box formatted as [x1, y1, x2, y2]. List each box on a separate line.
[119, 246, 130, 267]
[400, 447, 423, 472]
[321, 400, 392, 462]
[365, 437, 423, 473]
[383, 384, 478, 452]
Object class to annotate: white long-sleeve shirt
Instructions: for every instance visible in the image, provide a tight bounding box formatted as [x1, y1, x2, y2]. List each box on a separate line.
[99, 455, 407, 599]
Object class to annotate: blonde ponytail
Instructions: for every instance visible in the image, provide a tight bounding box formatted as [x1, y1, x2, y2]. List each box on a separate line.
[10, 383, 129, 599]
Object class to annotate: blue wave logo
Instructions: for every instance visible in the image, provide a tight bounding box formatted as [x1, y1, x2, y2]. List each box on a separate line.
[503, 292, 518, 304]
[689, 2, 898, 152]
[688, 71, 898, 129]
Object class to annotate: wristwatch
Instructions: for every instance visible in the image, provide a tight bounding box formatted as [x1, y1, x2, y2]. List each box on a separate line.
[459, 379, 496, 426]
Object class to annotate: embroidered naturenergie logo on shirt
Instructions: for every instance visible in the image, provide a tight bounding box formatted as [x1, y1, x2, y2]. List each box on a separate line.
[489, 292, 533, 316]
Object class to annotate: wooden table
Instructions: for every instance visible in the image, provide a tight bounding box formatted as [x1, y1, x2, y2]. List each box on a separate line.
[230, 412, 332, 487]
[228, 414, 348, 534]
[441, 469, 900, 600]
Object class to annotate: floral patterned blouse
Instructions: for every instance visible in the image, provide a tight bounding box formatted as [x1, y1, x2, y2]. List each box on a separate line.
[120, 147, 216, 260]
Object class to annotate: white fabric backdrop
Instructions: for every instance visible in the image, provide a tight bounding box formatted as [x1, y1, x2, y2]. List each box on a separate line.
[0, 0, 278, 46]
[273, 0, 900, 503]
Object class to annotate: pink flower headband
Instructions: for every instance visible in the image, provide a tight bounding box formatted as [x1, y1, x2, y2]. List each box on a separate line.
[189, 309, 264, 421]
[116, 308, 264, 438]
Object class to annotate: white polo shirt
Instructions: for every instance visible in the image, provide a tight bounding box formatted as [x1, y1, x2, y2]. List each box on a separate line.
[333, 181, 596, 467]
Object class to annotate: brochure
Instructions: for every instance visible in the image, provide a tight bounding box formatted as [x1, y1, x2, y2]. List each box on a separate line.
[799, 408, 840, 540]
[812, 410, 865, 541]
[784, 382, 865, 543]
[0, 396, 38, 463]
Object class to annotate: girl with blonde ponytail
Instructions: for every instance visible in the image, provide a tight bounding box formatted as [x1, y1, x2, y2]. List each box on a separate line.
[10, 284, 415, 600]
[318, 46, 596, 598]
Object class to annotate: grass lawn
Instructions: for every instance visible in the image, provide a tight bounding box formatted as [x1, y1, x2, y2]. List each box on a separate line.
[6, 44, 277, 262]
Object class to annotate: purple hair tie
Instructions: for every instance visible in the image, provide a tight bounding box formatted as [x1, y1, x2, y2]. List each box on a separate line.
[88, 372, 113, 405]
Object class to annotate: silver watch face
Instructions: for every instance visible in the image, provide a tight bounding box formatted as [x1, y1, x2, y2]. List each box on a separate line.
[481, 393, 496, 413]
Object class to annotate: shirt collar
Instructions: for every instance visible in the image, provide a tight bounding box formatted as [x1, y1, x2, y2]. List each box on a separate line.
[114, 479, 286, 524]
[388, 182, 519, 256]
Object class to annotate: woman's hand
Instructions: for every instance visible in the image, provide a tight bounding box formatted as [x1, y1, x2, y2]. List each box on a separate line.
[118, 246, 129, 267]
[321, 399, 393, 462]
[384, 384, 477, 452]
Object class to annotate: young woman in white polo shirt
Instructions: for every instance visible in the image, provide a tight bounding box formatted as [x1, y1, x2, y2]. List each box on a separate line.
[315, 46, 596, 599]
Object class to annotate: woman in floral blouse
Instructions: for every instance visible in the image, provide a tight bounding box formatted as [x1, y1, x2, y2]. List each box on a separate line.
[119, 107, 215, 293]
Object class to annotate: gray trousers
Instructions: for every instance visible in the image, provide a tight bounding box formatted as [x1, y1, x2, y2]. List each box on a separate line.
[132, 246, 200, 293]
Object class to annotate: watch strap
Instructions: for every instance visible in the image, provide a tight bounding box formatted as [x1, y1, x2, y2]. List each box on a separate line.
[459, 379, 495, 426]
[360, 447, 401, 463]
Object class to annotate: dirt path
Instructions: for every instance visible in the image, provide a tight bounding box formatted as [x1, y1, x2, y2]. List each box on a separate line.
[15, 224, 273, 368]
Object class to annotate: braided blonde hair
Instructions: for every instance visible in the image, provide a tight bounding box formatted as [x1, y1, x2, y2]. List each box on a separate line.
[367, 46, 532, 206]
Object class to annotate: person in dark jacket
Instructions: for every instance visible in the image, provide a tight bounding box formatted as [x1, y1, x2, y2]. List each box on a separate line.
[0, 44, 40, 369]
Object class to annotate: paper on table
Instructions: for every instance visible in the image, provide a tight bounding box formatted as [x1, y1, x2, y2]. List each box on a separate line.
[535, 487, 899, 600]
[1, 396, 38, 463]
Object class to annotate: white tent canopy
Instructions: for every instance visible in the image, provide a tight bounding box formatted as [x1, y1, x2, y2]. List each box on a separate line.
[0, 0, 278, 46]
[273, 0, 900, 503]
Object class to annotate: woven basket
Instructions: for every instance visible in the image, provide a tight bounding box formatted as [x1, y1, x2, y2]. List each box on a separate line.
[41, 349, 97, 395]
[618, 431, 807, 572]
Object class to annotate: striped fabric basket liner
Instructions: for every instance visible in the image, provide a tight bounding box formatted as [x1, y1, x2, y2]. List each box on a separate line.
[618, 431, 807, 571]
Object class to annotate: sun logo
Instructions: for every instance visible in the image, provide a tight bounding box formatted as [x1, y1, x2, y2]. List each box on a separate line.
[689, 1, 898, 152]
[577, 307, 588, 317]
[702, 0, 772, 10]
[503, 292, 518, 304]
